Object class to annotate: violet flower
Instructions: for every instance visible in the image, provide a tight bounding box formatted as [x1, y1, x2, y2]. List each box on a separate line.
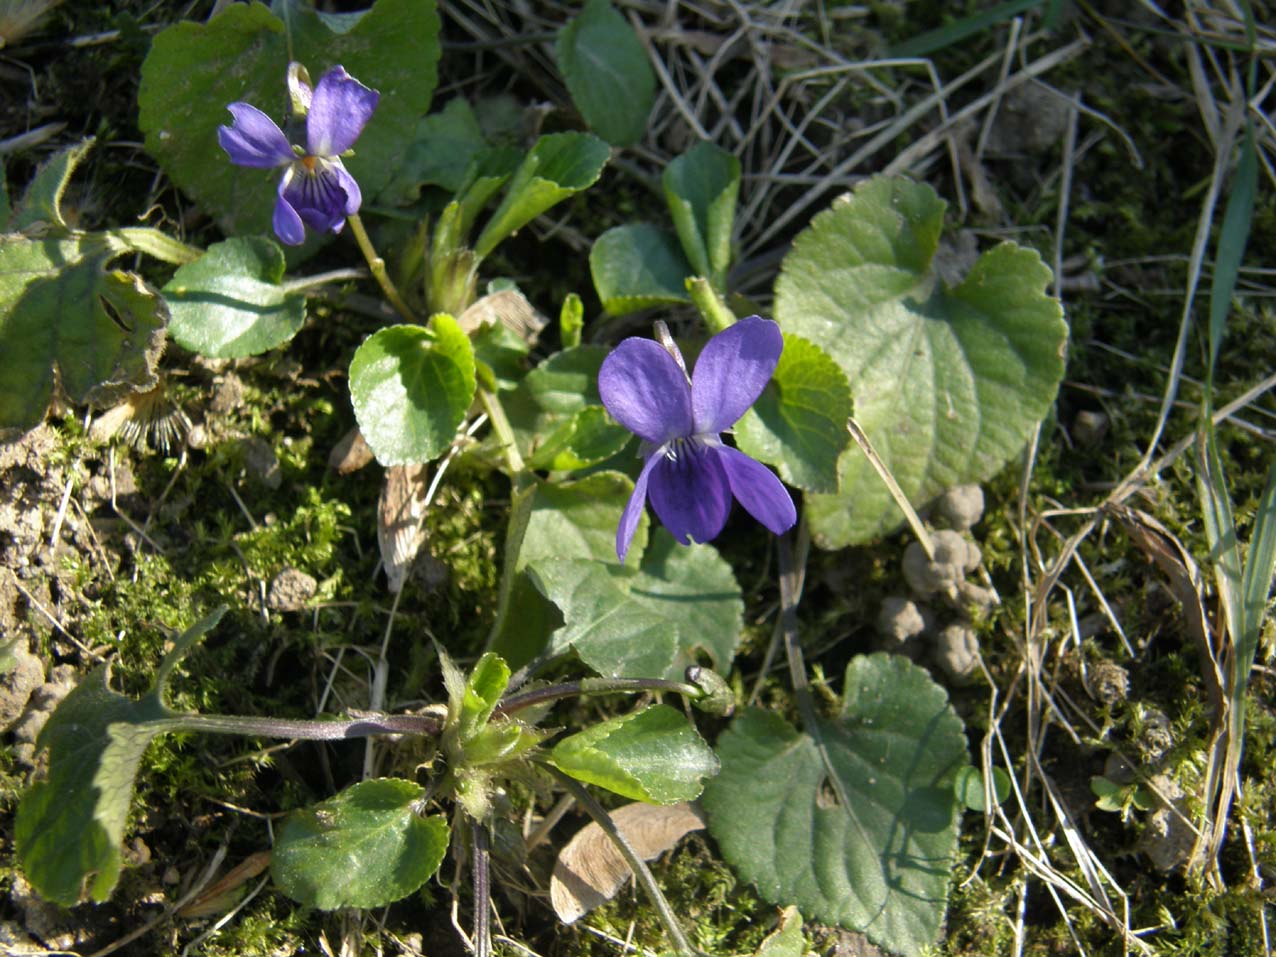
[599, 316, 797, 562]
[218, 65, 379, 246]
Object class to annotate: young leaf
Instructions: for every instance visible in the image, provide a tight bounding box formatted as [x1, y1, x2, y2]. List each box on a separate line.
[459, 653, 511, 741]
[10, 137, 94, 232]
[662, 141, 740, 287]
[702, 654, 968, 957]
[138, 0, 441, 246]
[775, 176, 1066, 547]
[550, 704, 719, 804]
[529, 529, 742, 680]
[0, 239, 167, 431]
[473, 132, 610, 259]
[755, 907, 806, 957]
[590, 223, 694, 315]
[15, 609, 227, 906]
[272, 778, 449, 910]
[164, 237, 306, 357]
[555, 0, 655, 147]
[349, 314, 477, 465]
[733, 333, 852, 493]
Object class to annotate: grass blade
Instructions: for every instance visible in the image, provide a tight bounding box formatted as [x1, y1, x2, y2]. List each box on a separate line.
[1238, 460, 1276, 675]
[890, 0, 1044, 58]
[1207, 123, 1257, 382]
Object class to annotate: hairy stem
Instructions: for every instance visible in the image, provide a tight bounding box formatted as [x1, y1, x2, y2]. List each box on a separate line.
[493, 677, 702, 719]
[163, 710, 444, 741]
[479, 387, 525, 474]
[347, 213, 420, 323]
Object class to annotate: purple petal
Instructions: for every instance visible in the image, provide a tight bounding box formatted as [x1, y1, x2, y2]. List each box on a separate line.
[616, 452, 661, 564]
[716, 445, 796, 535]
[331, 158, 362, 217]
[218, 103, 295, 168]
[280, 160, 350, 235]
[307, 66, 379, 157]
[273, 177, 306, 246]
[647, 441, 732, 546]
[691, 315, 783, 434]
[599, 338, 693, 444]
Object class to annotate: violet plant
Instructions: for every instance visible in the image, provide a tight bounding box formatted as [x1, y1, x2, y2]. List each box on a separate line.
[5, 0, 1072, 954]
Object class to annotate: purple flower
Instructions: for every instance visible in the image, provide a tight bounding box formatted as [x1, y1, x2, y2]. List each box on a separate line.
[218, 65, 379, 246]
[599, 316, 797, 563]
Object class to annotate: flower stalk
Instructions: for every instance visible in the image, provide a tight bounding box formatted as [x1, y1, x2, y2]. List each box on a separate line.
[347, 212, 420, 322]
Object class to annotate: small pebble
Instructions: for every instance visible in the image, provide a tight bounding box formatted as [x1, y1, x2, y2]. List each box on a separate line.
[935, 484, 985, 531]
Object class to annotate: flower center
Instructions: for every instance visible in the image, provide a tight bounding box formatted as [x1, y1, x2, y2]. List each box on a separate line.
[300, 155, 318, 173]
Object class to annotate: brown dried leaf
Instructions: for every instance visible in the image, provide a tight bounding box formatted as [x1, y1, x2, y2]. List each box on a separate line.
[550, 801, 704, 924]
[457, 289, 548, 345]
[1107, 502, 1223, 715]
[378, 464, 429, 593]
[176, 851, 270, 918]
[328, 425, 375, 475]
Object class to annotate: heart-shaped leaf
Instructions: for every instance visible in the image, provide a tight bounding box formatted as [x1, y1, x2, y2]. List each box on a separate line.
[529, 530, 742, 680]
[734, 332, 852, 493]
[15, 609, 227, 905]
[473, 132, 610, 259]
[272, 778, 449, 910]
[0, 238, 167, 431]
[590, 223, 693, 315]
[487, 471, 648, 667]
[702, 654, 967, 957]
[138, 0, 441, 244]
[556, 0, 655, 147]
[164, 237, 306, 357]
[349, 314, 476, 465]
[551, 704, 719, 804]
[774, 177, 1066, 547]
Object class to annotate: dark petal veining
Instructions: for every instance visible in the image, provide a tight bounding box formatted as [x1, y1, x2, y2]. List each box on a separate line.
[691, 315, 784, 434]
[218, 103, 295, 169]
[598, 338, 693, 444]
[280, 161, 351, 236]
[646, 441, 733, 546]
[307, 66, 380, 157]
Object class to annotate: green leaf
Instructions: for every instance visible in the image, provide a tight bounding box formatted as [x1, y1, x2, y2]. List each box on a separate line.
[506, 345, 611, 459]
[953, 765, 1011, 812]
[456, 147, 522, 236]
[775, 177, 1066, 547]
[459, 653, 510, 741]
[662, 141, 740, 287]
[560, 292, 584, 348]
[11, 138, 94, 233]
[590, 223, 694, 315]
[555, 0, 655, 147]
[349, 314, 477, 465]
[1208, 122, 1257, 378]
[526, 405, 632, 472]
[529, 529, 742, 680]
[163, 237, 306, 357]
[0, 238, 167, 431]
[756, 907, 806, 957]
[474, 132, 610, 259]
[271, 778, 449, 910]
[379, 97, 488, 203]
[15, 609, 227, 905]
[138, 0, 441, 246]
[550, 704, 719, 804]
[702, 654, 968, 956]
[734, 333, 852, 493]
[487, 471, 648, 666]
